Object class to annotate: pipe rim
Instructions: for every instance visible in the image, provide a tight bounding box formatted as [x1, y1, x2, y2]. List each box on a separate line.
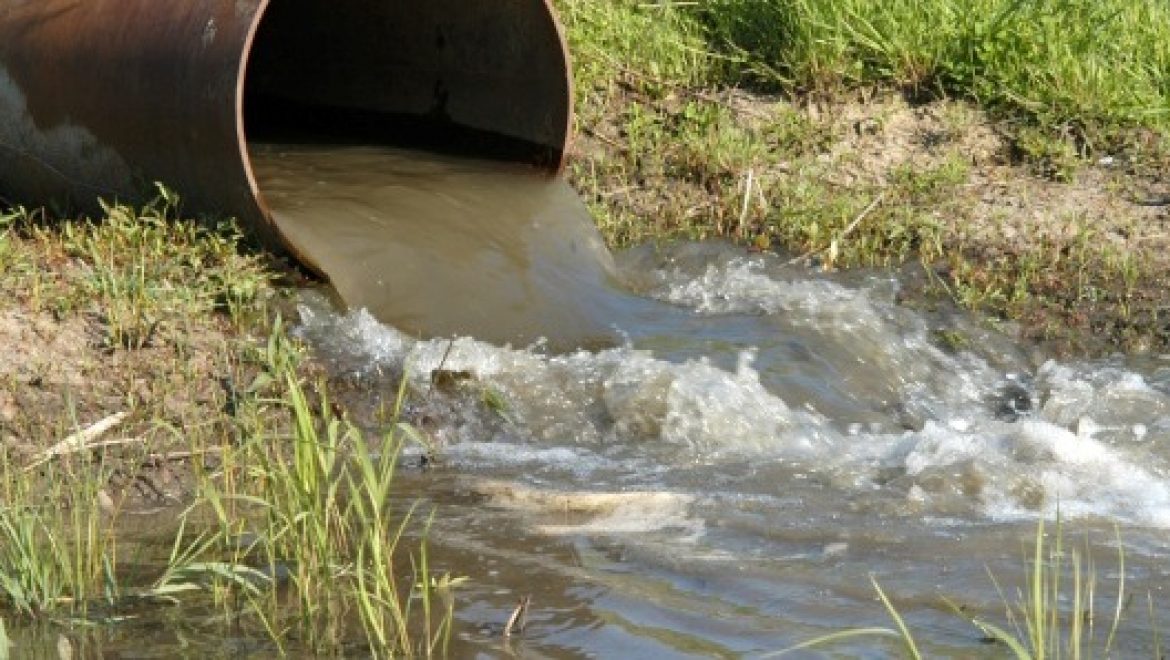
[234, 0, 307, 270]
[231, 0, 575, 277]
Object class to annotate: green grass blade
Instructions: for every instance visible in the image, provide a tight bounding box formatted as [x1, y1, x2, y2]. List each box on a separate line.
[971, 619, 1034, 660]
[1105, 525, 1125, 653]
[1031, 517, 1046, 657]
[762, 627, 902, 657]
[870, 574, 923, 660]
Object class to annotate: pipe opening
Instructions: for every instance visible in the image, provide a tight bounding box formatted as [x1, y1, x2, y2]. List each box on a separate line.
[242, 0, 571, 170]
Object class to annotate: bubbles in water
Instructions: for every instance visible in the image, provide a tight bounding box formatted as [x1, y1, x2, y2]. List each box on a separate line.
[297, 242, 1170, 529]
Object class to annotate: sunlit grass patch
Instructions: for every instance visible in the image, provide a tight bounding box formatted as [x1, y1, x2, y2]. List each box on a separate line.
[556, 0, 718, 107]
[699, 0, 1170, 146]
[2, 185, 269, 345]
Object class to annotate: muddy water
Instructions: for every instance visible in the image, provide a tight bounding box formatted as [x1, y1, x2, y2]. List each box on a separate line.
[256, 145, 1170, 656]
[250, 144, 637, 350]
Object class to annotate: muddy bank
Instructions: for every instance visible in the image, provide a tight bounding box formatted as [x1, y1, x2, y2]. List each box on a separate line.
[0, 210, 300, 507]
[568, 91, 1170, 354]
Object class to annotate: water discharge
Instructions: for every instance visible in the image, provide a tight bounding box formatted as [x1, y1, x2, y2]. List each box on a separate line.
[251, 144, 634, 349]
[254, 144, 1170, 656]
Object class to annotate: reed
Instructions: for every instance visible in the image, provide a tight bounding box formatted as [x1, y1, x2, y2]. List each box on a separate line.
[188, 328, 456, 656]
[0, 309, 453, 655]
[0, 449, 119, 618]
[952, 519, 1128, 659]
[776, 517, 1141, 657]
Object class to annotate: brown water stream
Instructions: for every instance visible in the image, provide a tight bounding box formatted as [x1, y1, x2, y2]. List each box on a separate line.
[14, 144, 1168, 657]
[250, 143, 633, 350]
[265, 144, 1170, 656]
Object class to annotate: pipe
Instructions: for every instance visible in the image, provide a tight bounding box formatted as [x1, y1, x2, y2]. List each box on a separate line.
[0, 0, 572, 272]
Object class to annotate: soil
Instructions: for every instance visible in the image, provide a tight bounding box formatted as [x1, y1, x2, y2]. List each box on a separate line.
[825, 95, 1168, 261]
[0, 303, 252, 508]
[569, 91, 1170, 354]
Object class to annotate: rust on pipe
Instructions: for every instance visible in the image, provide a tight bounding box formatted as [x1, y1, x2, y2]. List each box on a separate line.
[0, 0, 573, 272]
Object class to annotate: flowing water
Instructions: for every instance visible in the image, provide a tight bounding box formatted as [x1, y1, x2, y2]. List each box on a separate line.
[254, 145, 1170, 656]
[251, 143, 633, 351]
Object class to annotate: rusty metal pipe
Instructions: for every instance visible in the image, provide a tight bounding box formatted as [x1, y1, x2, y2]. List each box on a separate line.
[0, 0, 572, 270]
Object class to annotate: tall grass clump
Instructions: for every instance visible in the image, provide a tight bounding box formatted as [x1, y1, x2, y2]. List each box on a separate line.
[952, 519, 1130, 659]
[0, 449, 120, 619]
[193, 328, 457, 657]
[699, 0, 1170, 146]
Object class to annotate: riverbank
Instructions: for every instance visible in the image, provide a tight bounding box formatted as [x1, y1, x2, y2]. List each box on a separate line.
[3, 0, 1166, 471]
[2, 0, 1170, 654]
[558, 0, 1170, 354]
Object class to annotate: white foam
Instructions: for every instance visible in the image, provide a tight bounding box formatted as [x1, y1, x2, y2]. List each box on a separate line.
[296, 248, 1170, 529]
[471, 479, 704, 540]
[895, 417, 1170, 526]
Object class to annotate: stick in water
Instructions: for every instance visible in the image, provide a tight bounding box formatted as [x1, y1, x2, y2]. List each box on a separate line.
[504, 595, 531, 638]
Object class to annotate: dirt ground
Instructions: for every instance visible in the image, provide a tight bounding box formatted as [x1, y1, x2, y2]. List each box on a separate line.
[0, 305, 243, 506]
[569, 91, 1170, 353]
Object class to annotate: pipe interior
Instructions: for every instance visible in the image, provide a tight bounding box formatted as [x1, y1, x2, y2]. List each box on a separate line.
[243, 0, 569, 168]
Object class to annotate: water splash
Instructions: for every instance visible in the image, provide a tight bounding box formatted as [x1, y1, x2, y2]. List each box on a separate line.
[297, 243, 1170, 529]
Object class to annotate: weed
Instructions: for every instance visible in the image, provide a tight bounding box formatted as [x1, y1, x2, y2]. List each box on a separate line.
[947, 519, 1128, 658]
[188, 329, 455, 656]
[1014, 126, 1081, 182]
[780, 517, 1141, 658]
[0, 450, 119, 619]
[697, 0, 1170, 149]
[0, 197, 452, 654]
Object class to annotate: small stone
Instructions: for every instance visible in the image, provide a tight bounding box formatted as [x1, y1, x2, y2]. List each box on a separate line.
[97, 489, 116, 513]
[0, 393, 16, 422]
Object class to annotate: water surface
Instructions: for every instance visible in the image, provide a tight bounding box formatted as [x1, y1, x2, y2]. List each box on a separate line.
[251, 144, 635, 350]
[265, 145, 1170, 656]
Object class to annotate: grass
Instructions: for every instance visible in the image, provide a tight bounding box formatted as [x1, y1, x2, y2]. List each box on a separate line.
[2, 0, 1170, 651]
[560, 0, 1170, 166]
[776, 517, 1157, 658]
[0, 459, 116, 618]
[192, 329, 457, 656]
[688, 0, 1169, 150]
[556, 0, 1170, 352]
[0, 198, 454, 655]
